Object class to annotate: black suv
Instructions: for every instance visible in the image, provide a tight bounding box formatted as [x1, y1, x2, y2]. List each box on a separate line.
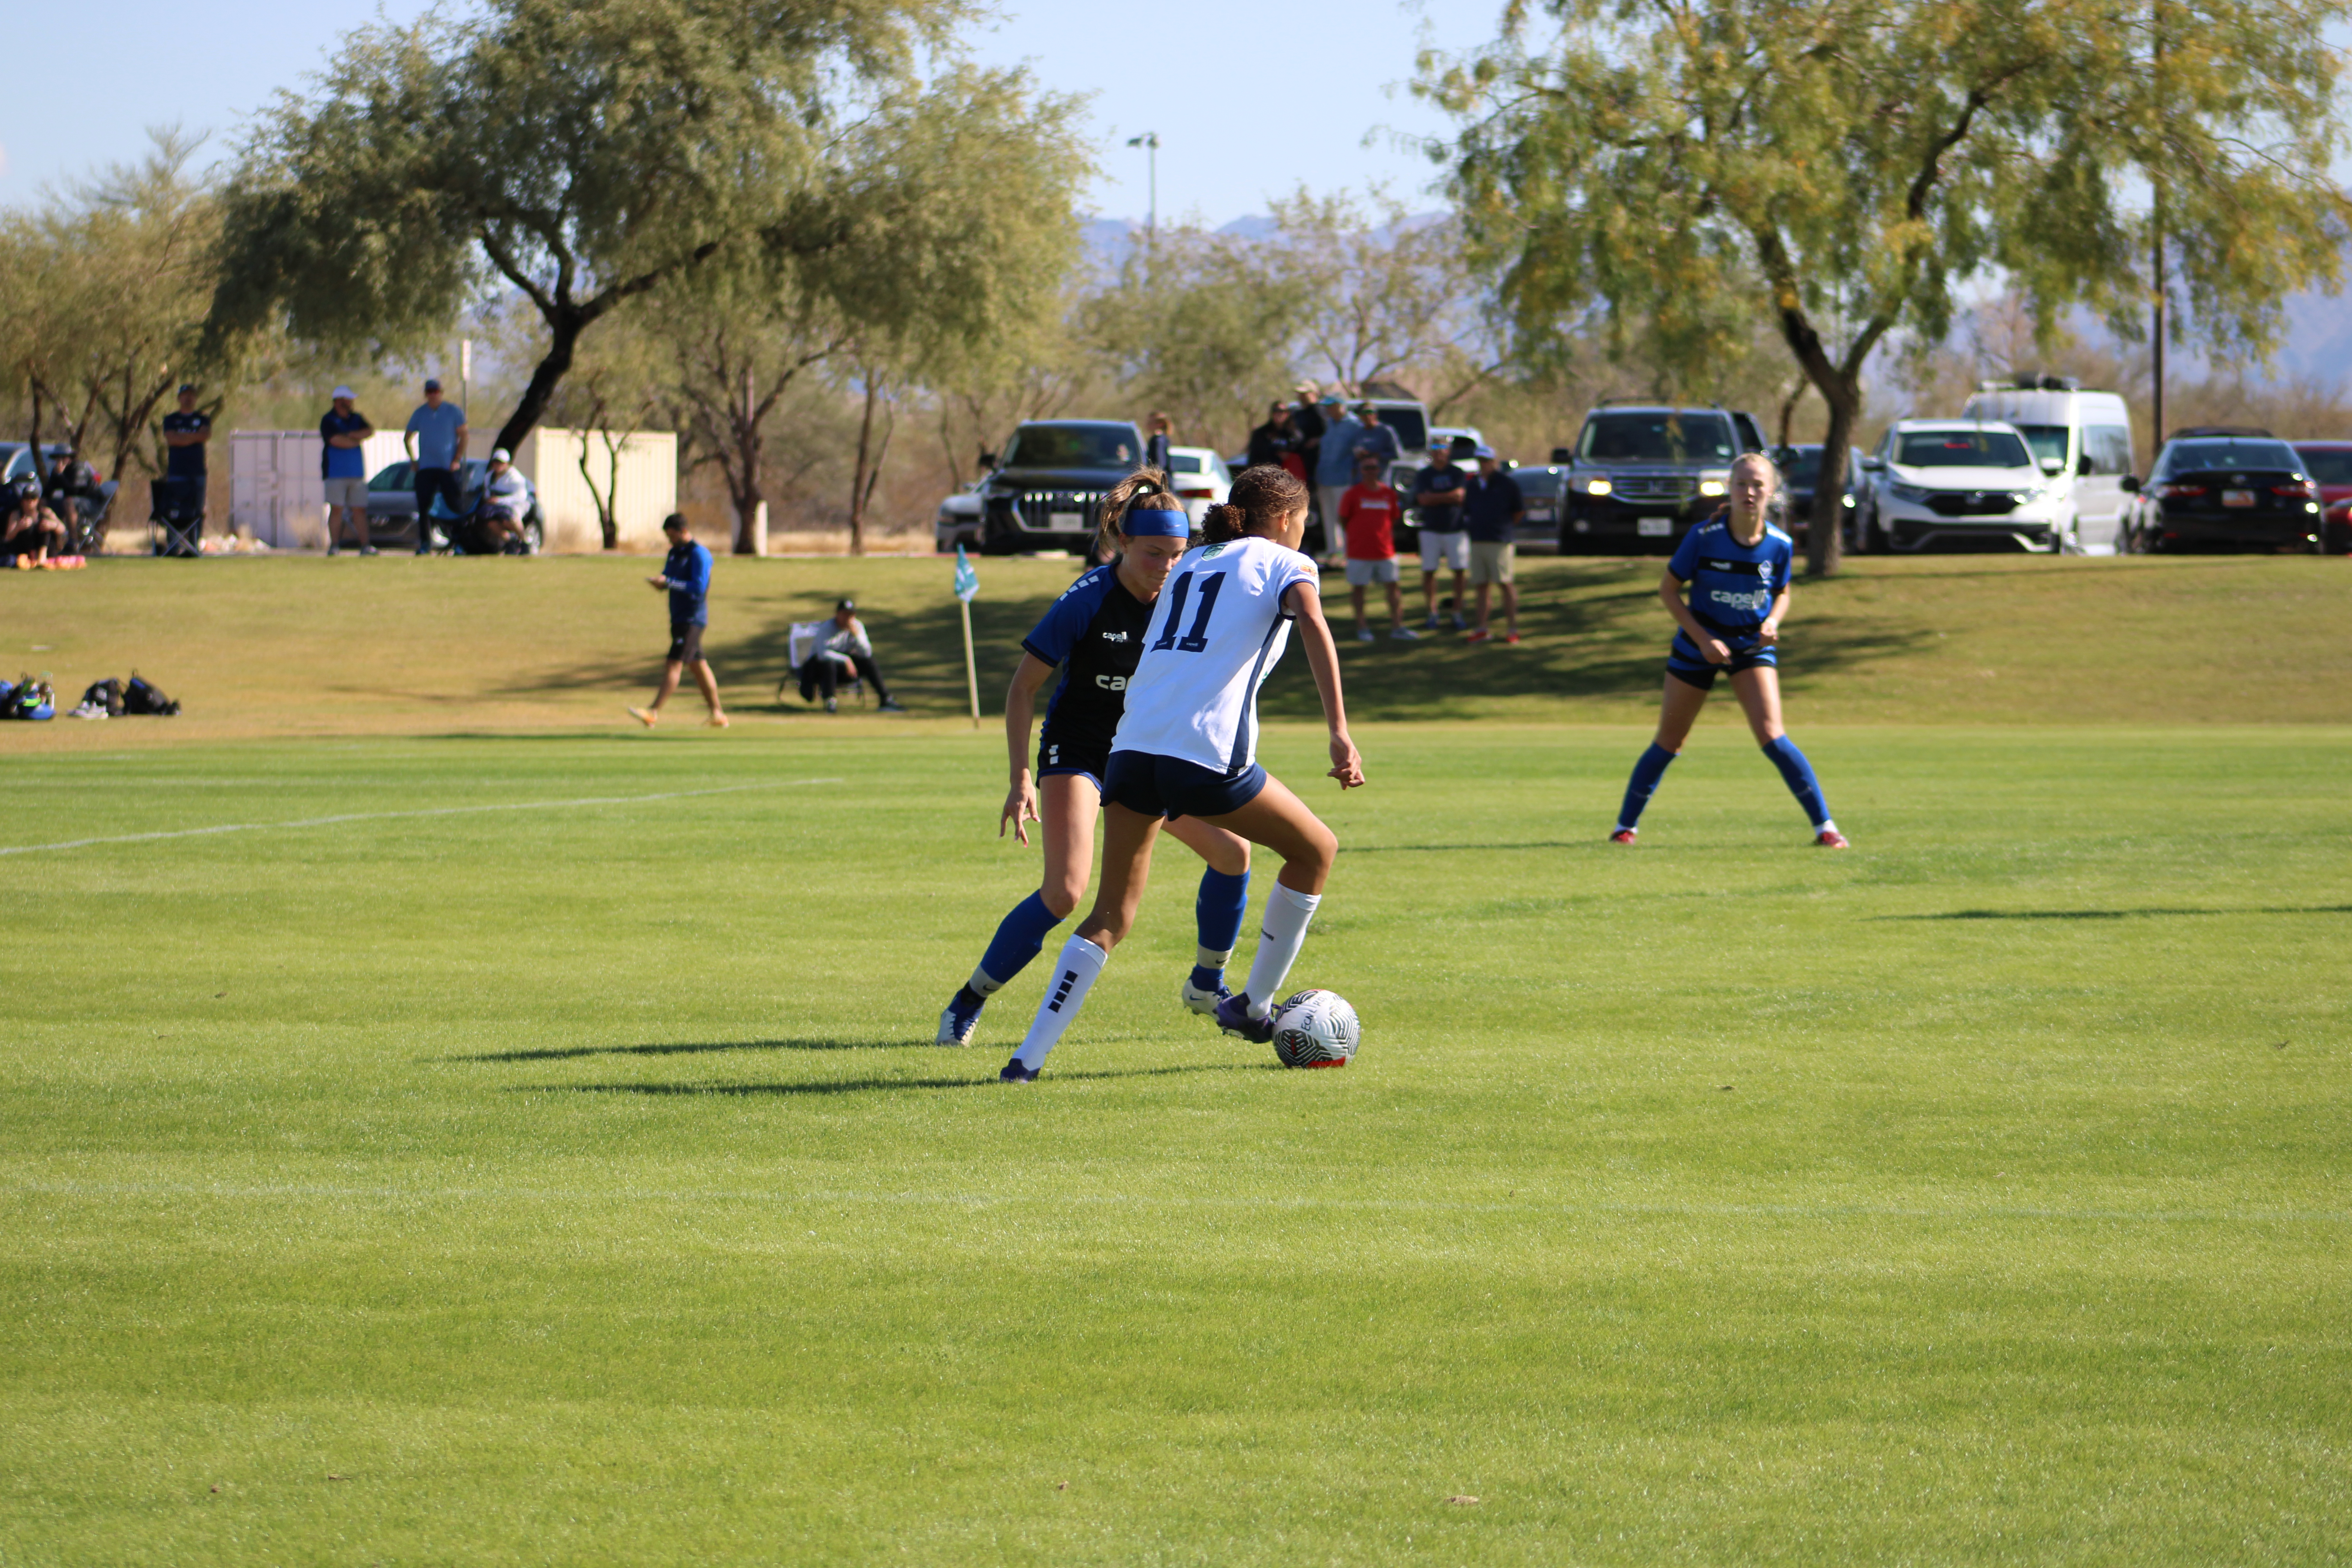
[1557, 403, 1770, 552]
[980, 421, 1146, 554]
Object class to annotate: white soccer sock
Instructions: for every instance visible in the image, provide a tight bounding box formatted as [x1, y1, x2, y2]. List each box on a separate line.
[1243, 884, 1321, 1020]
[1014, 936, 1107, 1070]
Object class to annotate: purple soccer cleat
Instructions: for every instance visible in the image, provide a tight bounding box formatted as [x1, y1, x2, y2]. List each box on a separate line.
[999, 1057, 1040, 1083]
[1213, 992, 1276, 1045]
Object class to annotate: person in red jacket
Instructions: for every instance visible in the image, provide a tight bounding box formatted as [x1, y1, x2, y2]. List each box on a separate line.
[1337, 449, 1419, 642]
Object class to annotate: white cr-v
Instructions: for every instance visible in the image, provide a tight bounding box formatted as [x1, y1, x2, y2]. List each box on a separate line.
[1854, 419, 2067, 554]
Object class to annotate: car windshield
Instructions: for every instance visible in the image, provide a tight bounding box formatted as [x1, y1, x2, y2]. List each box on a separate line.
[2164, 440, 2300, 474]
[1778, 446, 1822, 484]
[1374, 408, 1428, 451]
[2294, 448, 2352, 485]
[1895, 430, 2031, 468]
[1169, 454, 1202, 474]
[1578, 412, 1736, 464]
[1004, 425, 1135, 468]
[2011, 425, 2071, 466]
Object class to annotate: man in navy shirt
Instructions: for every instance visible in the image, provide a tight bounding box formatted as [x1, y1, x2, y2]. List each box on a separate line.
[160, 384, 211, 535]
[1461, 446, 1524, 644]
[628, 514, 729, 728]
[319, 387, 374, 555]
[1411, 435, 1474, 630]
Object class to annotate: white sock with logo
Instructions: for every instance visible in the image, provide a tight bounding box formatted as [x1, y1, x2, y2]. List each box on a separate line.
[1015, 936, 1107, 1070]
[1243, 884, 1322, 1020]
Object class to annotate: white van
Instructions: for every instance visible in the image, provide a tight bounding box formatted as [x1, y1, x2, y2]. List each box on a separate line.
[1958, 378, 2138, 554]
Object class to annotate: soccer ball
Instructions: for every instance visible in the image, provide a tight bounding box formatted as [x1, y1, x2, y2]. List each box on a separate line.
[1271, 989, 1359, 1069]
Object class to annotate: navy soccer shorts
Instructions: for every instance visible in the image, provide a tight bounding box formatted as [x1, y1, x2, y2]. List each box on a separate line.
[1103, 750, 1269, 821]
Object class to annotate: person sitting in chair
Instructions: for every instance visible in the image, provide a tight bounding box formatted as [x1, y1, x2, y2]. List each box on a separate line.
[798, 598, 905, 713]
[2, 478, 69, 564]
[477, 448, 533, 551]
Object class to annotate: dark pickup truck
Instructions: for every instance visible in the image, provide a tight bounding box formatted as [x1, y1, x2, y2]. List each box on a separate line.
[980, 420, 1146, 554]
[1556, 403, 1772, 553]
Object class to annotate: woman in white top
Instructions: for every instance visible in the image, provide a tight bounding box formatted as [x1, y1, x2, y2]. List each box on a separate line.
[1000, 465, 1365, 1082]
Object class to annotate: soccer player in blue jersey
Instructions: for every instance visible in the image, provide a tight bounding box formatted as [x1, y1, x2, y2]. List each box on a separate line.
[1610, 452, 1847, 848]
[999, 464, 1365, 1082]
[937, 474, 1256, 1046]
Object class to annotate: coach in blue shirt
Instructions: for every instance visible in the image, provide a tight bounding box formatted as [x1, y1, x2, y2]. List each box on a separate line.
[319, 387, 374, 555]
[403, 379, 467, 554]
[628, 513, 728, 728]
[1461, 446, 1524, 643]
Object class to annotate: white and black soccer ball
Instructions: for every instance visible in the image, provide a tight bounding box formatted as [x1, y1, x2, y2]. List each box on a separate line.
[1272, 989, 1359, 1069]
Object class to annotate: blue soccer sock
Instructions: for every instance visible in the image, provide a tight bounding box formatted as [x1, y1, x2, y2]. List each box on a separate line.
[1760, 735, 1832, 829]
[1191, 867, 1250, 991]
[1616, 743, 1678, 832]
[970, 891, 1065, 997]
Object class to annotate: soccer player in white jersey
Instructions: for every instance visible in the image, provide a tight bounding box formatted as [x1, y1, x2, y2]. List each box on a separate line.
[1609, 451, 1848, 848]
[999, 465, 1365, 1082]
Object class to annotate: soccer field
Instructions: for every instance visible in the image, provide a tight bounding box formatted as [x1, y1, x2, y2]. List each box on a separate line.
[3, 722, 2346, 1564]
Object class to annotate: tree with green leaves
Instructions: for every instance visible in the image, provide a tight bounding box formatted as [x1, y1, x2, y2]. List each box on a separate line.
[1423, 0, 2352, 572]
[209, 0, 1089, 466]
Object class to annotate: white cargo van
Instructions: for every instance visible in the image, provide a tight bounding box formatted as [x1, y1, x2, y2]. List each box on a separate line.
[1958, 377, 2138, 554]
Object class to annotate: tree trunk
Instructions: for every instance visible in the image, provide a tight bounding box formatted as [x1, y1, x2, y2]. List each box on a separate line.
[728, 411, 765, 557]
[1811, 386, 1857, 577]
[848, 376, 880, 558]
[494, 308, 585, 456]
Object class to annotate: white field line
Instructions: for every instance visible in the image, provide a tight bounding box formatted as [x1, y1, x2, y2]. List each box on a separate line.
[0, 779, 845, 857]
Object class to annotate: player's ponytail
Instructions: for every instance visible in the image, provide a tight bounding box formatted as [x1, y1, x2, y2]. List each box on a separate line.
[1098, 469, 1195, 556]
[1212, 463, 1308, 542]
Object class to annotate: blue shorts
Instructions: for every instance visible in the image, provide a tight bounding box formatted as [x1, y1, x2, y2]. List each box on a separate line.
[1037, 731, 1109, 794]
[1104, 751, 1269, 820]
[1666, 629, 1777, 690]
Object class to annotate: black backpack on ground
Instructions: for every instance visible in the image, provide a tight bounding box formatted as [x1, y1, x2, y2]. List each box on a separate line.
[79, 678, 125, 717]
[122, 675, 180, 716]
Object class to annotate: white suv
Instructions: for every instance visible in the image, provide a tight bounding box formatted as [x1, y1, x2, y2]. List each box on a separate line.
[1853, 419, 2067, 554]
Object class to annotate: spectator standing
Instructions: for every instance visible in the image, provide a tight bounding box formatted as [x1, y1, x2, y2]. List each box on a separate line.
[1352, 401, 1402, 471]
[1144, 411, 1174, 475]
[1338, 448, 1417, 642]
[319, 387, 375, 555]
[798, 598, 907, 713]
[1292, 385, 1330, 484]
[1412, 435, 1475, 630]
[402, 378, 468, 555]
[1313, 396, 1365, 557]
[160, 384, 211, 523]
[1463, 446, 1525, 644]
[1247, 403, 1298, 472]
[628, 513, 728, 728]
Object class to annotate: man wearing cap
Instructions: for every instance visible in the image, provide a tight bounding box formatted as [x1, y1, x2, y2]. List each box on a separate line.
[319, 387, 375, 555]
[403, 377, 468, 554]
[1312, 394, 1364, 557]
[1246, 403, 1297, 472]
[477, 448, 533, 551]
[160, 384, 211, 530]
[1462, 445, 1525, 644]
[1353, 402, 1402, 471]
[797, 597, 906, 714]
[1412, 435, 1476, 630]
[1291, 383, 1328, 484]
[628, 512, 728, 728]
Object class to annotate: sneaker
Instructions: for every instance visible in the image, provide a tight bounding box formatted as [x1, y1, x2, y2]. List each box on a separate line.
[999, 1057, 1040, 1083]
[626, 706, 658, 728]
[414, 542, 432, 555]
[704, 712, 730, 728]
[360, 545, 379, 556]
[877, 698, 906, 712]
[1609, 828, 1637, 845]
[1213, 992, 1276, 1045]
[1389, 626, 1419, 641]
[325, 543, 339, 556]
[1815, 828, 1851, 849]
[824, 697, 838, 713]
[1425, 612, 1441, 630]
[1503, 631, 1521, 645]
[938, 989, 983, 1045]
[1452, 613, 1468, 630]
[1180, 975, 1232, 1017]
[1356, 627, 1375, 643]
[1465, 629, 1492, 644]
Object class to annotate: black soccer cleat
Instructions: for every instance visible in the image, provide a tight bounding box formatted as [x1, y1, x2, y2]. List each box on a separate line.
[1213, 993, 1276, 1045]
[998, 1057, 1040, 1083]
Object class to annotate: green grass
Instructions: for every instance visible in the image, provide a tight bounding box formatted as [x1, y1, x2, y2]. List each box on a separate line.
[2, 722, 2347, 1564]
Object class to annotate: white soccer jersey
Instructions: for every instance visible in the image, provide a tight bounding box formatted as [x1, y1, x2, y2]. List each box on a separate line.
[1110, 534, 1319, 773]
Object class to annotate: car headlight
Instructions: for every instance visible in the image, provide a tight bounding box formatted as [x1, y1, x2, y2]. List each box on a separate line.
[1840, 494, 1856, 507]
[1698, 477, 1727, 497]
[2011, 489, 2042, 505]
[1584, 477, 1612, 496]
[1888, 481, 1931, 503]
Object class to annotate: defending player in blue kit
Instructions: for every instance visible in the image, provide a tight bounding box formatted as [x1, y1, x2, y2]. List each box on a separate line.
[1002, 464, 1365, 1082]
[1610, 451, 1847, 849]
[938, 474, 1255, 1046]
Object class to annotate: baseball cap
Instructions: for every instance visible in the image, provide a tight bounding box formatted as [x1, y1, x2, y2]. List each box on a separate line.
[489, 447, 512, 463]
[331, 385, 355, 401]
[424, 377, 442, 392]
[177, 382, 197, 395]
[1473, 444, 1498, 460]
[1317, 393, 1341, 406]
[835, 597, 856, 613]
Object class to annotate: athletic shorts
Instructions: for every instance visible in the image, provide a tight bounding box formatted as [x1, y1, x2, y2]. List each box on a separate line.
[1469, 540, 1515, 584]
[1666, 631, 1777, 690]
[322, 476, 369, 510]
[667, 621, 705, 663]
[1037, 731, 1110, 793]
[1344, 556, 1399, 586]
[1419, 530, 1469, 572]
[1104, 750, 1269, 821]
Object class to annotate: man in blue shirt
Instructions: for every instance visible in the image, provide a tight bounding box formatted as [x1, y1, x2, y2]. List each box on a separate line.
[319, 387, 375, 555]
[628, 513, 729, 728]
[1313, 397, 1365, 561]
[402, 378, 467, 555]
[1462, 446, 1525, 643]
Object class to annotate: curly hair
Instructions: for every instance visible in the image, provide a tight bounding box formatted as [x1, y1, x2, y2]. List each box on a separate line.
[1203, 463, 1308, 543]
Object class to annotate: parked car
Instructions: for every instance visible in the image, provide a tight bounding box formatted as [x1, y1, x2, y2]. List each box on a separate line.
[2120, 429, 2322, 554]
[934, 475, 985, 552]
[1556, 401, 1771, 552]
[1959, 377, 2138, 553]
[2290, 441, 2352, 553]
[364, 459, 544, 552]
[1773, 443, 1864, 550]
[1851, 419, 2067, 553]
[1165, 446, 1232, 529]
[978, 420, 1145, 554]
[1510, 451, 1568, 550]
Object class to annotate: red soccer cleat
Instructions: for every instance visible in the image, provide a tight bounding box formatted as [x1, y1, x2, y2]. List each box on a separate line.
[1609, 828, 1637, 845]
[1814, 828, 1850, 849]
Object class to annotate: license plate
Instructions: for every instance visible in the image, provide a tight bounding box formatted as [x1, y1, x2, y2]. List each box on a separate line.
[1524, 505, 1553, 521]
[1047, 510, 1084, 531]
[1637, 516, 1671, 536]
[2221, 490, 2255, 508]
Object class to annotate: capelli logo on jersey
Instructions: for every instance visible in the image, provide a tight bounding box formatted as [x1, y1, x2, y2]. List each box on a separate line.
[1094, 674, 1127, 690]
[1708, 588, 1771, 612]
[1100, 630, 1129, 642]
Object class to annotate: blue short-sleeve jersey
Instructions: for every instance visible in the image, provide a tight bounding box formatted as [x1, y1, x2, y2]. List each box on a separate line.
[1668, 516, 1792, 645]
[1022, 561, 1154, 755]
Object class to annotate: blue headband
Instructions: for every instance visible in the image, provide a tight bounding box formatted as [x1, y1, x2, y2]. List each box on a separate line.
[1122, 505, 1191, 538]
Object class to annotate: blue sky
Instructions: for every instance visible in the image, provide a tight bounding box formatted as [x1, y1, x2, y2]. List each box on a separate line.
[0, 0, 1463, 223]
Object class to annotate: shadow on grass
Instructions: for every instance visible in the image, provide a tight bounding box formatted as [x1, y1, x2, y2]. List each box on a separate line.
[450, 1037, 889, 1063]
[514, 1061, 1276, 1098]
[1342, 840, 1592, 855]
[1876, 905, 2352, 921]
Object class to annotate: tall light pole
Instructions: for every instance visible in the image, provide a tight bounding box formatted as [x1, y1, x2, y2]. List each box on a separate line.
[1125, 131, 1160, 239]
